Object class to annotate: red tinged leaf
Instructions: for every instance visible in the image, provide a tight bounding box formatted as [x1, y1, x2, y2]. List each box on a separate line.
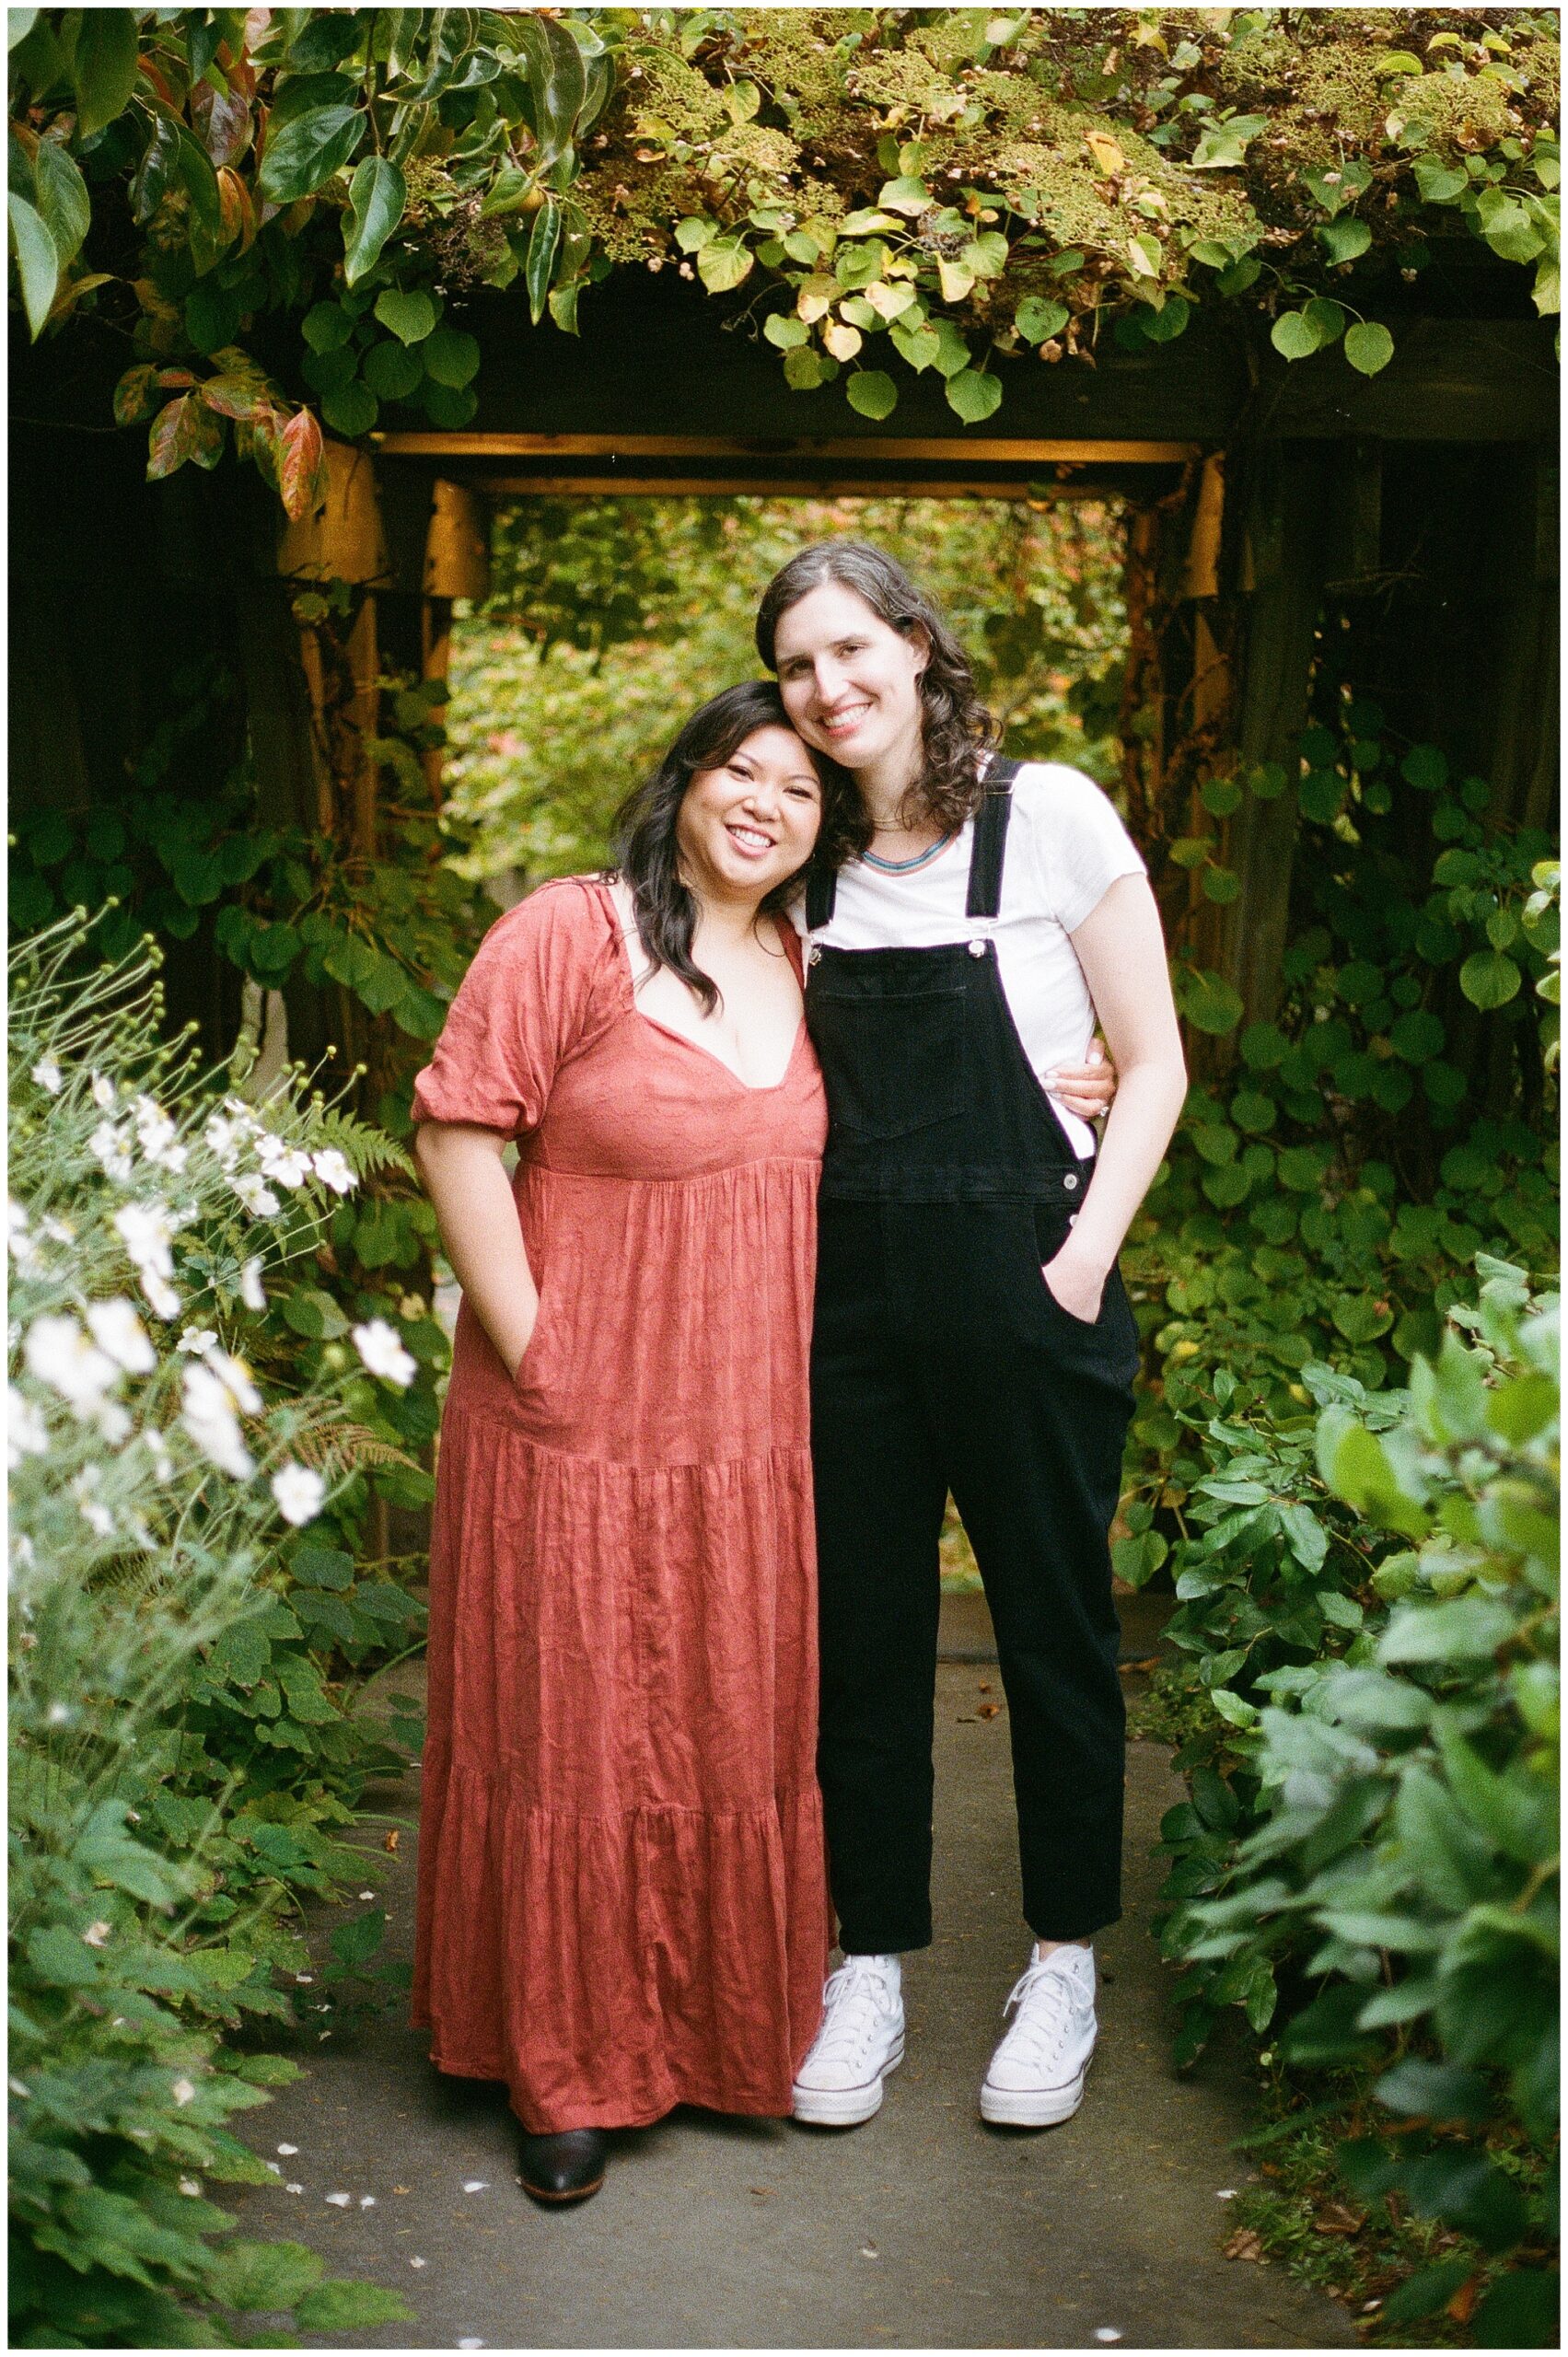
[202, 374, 263, 420]
[192, 78, 253, 168]
[146, 393, 202, 481]
[113, 364, 161, 425]
[216, 166, 256, 253]
[155, 367, 197, 389]
[278, 405, 325, 519]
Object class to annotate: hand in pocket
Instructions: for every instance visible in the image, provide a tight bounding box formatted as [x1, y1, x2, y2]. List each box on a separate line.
[1040, 1247, 1104, 1325]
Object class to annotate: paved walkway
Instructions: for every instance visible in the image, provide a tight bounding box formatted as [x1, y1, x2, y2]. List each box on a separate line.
[228, 1600, 1354, 2350]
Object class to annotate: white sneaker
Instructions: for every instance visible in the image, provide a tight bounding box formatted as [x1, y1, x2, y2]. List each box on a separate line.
[980, 1945, 1098, 2127]
[791, 1955, 905, 2127]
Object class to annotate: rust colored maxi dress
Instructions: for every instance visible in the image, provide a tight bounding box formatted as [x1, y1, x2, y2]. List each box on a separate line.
[409, 877, 830, 2134]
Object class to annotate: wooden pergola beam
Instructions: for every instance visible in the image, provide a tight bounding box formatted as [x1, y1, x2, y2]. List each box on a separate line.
[372, 432, 1202, 465]
[470, 474, 1162, 499]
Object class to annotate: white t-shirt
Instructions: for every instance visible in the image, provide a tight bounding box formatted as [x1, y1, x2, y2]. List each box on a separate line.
[793, 761, 1145, 1156]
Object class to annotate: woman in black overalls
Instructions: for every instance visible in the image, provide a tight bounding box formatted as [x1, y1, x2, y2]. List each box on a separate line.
[757, 541, 1188, 2131]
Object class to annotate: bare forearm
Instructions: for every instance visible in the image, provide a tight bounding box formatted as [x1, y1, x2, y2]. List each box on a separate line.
[415, 1125, 538, 1376]
[1062, 1057, 1186, 1275]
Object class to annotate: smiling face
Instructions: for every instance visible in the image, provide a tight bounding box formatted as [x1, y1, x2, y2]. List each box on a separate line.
[676, 724, 824, 906]
[770, 579, 929, 781]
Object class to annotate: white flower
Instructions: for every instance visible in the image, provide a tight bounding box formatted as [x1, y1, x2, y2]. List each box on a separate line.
[140, 1269, 180, 1321]
[132, 1096, 189, 1174]
[6, 1200, 37, 1270]
[240, 1257, 267, 1313]
[172, 2077, 195, 2107]
[206, 1348, 262, 1415]
[86, 1298, 157, 1376]
[92, 1399, 132, 1446]
[179, 2177, 200, 2197]
[82, 1921, 111, 1948]
[256, 1133, 310, 1187]
[30, 1059, 62, 1095]
[88, 1120, 135, 1182]
[203, 1111, 242, 1168]
[311, 1148, 355, 1195]
[271, 1462, 326, 1527]
[178, 1328, 218, 1357]
[113, 1200, 176, 1280]
[351, 1318, 418, 1388]
[90, 1072, 116, 1109]
[140, 1428, 175, 1483]
[41, 1216, 75, 1244]
[8, 1387, 49, 1466]
[76, 1490, 115, 1539]
[24, 1314, 119, 1411]
[230, 1172, 280, 1217]
[180, 1363, 255, 1480]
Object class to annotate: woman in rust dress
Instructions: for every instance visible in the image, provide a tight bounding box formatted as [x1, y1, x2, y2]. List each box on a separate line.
[408, 683, 850, 2203]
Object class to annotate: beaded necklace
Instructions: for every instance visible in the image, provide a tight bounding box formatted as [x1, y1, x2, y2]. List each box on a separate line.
[861, 831, 956, 876]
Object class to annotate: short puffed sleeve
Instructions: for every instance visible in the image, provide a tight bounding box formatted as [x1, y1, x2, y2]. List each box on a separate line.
[410, 880, 609, 1136]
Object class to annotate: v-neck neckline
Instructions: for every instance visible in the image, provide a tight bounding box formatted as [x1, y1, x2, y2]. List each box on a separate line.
[601, 882, 807, 1096]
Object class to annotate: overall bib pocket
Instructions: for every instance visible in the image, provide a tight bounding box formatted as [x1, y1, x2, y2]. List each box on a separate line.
[813, 986, 968, 1140]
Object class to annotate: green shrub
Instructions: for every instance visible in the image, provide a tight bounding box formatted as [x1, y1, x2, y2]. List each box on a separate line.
[1155, 1259, 1559, 2347]
[9, 913, 416, 2348]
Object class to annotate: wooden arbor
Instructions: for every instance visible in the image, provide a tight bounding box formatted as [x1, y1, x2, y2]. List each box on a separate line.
[10, 256, 1557, 1061]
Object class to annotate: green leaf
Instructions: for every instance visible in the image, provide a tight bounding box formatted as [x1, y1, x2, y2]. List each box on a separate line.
[783, 346, 825, 390]
[422, 326, 481, 388]
[1176, 968, 1244, 1036]
[1343, 320, 1394, 376]
[945, 367, 1002, 424]
[1378, 1595, 1514, 1664]
[1015, 296, 1068, 344]
[846, 369, 897, 421]
[1303, 296, 1345, 346]
[763, 312, 808, 350]
[1401, 743, 1446, 792]
[696, 237, 752, 294]
[674, 216, 715, 252]
[363, 336, 424, 400]
[295, 2282, 415, 2332]
[1319, 216, 1372, 265]
[25, 1924, 101, 1990]
[8, 192, 57, 339]
[877, 176, 931, 216]
[1191, 112, 1267, 169]
[1459, 950, 1521, 1009]
[890, 319, 941, 372]
[257, 104, 365, 204]
[330, 1907, 387, 1968]
[32, 137, 90, 267]
[374, 286, 436, 345]
[1413, 155, 1468, 204]
[526, 200, 562, 324]
[71, 6, 140, 137]
[1270, 309, 1318, 361]
[213, 2239, 324, 2313]
[343, 156, 405, 287]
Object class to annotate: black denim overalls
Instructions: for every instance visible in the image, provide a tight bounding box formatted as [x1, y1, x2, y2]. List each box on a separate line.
[804, 763, 1138, 1948]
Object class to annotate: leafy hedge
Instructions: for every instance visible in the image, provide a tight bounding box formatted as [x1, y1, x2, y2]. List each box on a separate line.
[1147, 1261, 1559, 2347]
[6, 9, 1559, 500]
[8, 913, 422, 2348]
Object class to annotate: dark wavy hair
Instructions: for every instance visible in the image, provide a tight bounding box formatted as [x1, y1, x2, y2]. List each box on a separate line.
[609, 679, 856, 1016]
[754, 540, 1000, 836]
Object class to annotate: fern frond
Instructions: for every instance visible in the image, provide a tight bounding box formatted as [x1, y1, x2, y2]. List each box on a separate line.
[306, 1109, 417, 1182]
[291, 1422, 424, 1474]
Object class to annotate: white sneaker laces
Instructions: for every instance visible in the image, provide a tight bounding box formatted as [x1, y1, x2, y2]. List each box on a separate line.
[811, 1957, 897, 2070]
[997, 1957, 1082, 2073]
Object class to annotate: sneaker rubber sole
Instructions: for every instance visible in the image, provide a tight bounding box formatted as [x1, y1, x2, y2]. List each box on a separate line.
[979, 2049, 1092, 2129]
[791, 2034, 904, 2127]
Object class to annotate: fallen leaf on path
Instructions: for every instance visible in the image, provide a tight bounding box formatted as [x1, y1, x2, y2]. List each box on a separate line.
[1446, 2277, 1481, 2325]
[860, 2244, 880, 2259]
[324, 2192, 352, 2207]
[1223, 2228, 1264, 2261]
[978, 1702, 1002, 1720]
[1312, 2202, 1365, 2236]
[394, 2186, 411, 2195]
[462, 2180, 490, 2193]
[384, 1829, 401, 1853]
[277, 2143, 297, 2155]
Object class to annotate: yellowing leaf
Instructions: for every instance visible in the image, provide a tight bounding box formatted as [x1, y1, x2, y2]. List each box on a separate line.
[796, 275, 836, 323]
[822, 317, 863, 362]
[1086, 133, 1124, 177]
[936, 259, 975, 303]
[865, 280, 918, 320]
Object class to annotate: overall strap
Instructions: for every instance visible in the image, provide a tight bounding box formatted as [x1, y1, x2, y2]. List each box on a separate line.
[805, 859, 837, 930]
[965, 756, 1021, 919]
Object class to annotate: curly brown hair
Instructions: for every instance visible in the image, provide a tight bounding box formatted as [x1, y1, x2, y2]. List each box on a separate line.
[609, 679, 857, 1016]
[753, 540, 1000, 838]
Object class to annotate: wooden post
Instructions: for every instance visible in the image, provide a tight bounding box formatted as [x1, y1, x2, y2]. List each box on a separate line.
[420, 480, 491, 806]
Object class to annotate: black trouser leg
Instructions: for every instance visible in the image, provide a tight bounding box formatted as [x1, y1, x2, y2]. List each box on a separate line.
[909, 1202, 1135, 1941]
[810, 1205, 947, 1954]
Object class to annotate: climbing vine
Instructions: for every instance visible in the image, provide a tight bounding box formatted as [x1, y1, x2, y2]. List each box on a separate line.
[7, 8, 1560, 496]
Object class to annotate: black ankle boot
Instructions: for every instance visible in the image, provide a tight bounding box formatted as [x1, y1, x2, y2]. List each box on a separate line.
[517, 2127, 608, 2205]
